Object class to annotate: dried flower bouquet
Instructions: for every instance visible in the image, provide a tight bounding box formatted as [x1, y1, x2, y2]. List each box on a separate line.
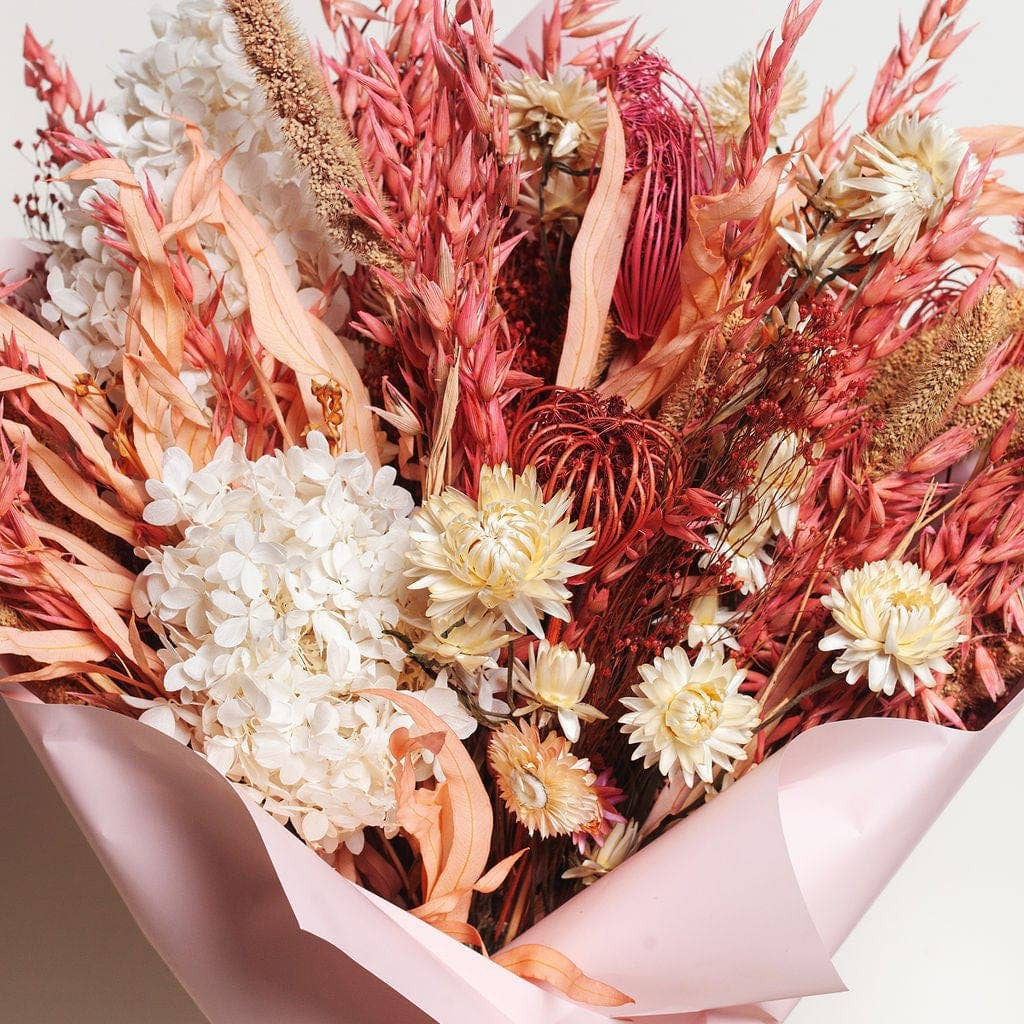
[3, 0, 1024, 1017]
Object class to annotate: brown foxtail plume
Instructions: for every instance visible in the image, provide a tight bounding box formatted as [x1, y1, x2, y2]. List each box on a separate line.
[223, 0, 395, 270]
[951, 367, 1024, 449]
[865, 287, 1024, 477]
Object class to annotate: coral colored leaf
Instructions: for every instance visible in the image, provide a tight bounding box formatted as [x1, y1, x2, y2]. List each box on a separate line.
[0, 628, 110, 664]
[25, 516, 129, 575]
[37, 554, 137, 663]
[0, 369, 143, 507]
[1, 421, 138, 543]
[960, 125, 1024, 159]
[365, 688, 492, 923]
[472, 849, 527, 895]
[169, 125, 379, 462]
[493, 944, 634, 1008]
[0, 306, 115, 432]
[557, 97, 639, 389]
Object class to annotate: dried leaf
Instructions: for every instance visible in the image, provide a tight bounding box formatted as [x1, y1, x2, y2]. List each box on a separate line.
[424, 347, 461, 497]
[2, 420, 138, 543]
[365, 688, 492, 923]
[600, 155, 787, 409]
[0, 305, 115, 432]
[557, 98, 638, 388]
[493, 944, 634, 1007]
[39, 554, 137, 663]
[0, 627, 110, 664]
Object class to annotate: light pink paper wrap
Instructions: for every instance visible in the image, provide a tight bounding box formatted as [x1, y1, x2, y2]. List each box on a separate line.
[4, 684, 1021, 1024]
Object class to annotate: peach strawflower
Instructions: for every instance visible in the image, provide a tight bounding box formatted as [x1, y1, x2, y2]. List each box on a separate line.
[488, 721, 601, 839]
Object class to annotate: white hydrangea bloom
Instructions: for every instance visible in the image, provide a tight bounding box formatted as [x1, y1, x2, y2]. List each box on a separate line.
[41, 0, 351, 385]
[133, 434, 436, 854]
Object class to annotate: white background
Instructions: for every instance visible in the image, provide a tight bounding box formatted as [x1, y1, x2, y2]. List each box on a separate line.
[1, 0, 1024, 1021]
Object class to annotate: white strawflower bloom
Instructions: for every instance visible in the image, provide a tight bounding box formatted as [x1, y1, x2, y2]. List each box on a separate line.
[488, 721, 601, 839]
[562, 820, 641, 885]
[819, 558, 966, 697]
[620, 645, 759, 785]
[503, 73, 606, 170]
[412, 613, 513, 672]
[513, 641, 604, 743]
[502, 73, 606, 225]
[748, 431, 821, 540]
[406, 464, 593, 637]
[40, 0, 351, 385]
[686, 592, 739, 654]
[132, 433, 434, 854]
[706, 51, 807, 146]
[701, 495, 774, 595]
[777, 218, 859, 286]
[814, 113, 969, 259]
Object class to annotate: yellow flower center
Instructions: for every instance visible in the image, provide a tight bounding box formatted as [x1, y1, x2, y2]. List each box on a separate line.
[665, 687, 722, 745]
[445, 500, 544, 597]
[889, 587, 931, 612]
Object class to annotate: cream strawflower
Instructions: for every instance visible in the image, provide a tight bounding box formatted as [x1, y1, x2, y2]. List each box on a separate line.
[488, 721, 601, 839]
[406, 464, 593, 637]
[701, 495, 774, 595]
[819, 558, 966, 696]
[706, 51, 806, 146]
[562, 820, 641, 886]
[513, 640, 604, 743]
[412, 613, 512, 672]
[815, 113, 969, 259]
[686, 592, 739, 654]
[620, 645, 759, 785]
[132, 433, 442, 854]
[503, 73, 606, 170]
[502, 72, 606, 225]
[748, 431, 822, 540]
[777, 218, 859, 287]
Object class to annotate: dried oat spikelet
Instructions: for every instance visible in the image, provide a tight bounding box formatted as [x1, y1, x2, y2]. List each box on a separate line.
[865, 287, 1024, 476]
[224, 0, 395, 270]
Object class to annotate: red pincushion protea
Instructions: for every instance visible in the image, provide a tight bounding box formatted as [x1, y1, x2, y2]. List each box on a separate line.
[508, 387, 695, 581]
[612, 53, 717, 348]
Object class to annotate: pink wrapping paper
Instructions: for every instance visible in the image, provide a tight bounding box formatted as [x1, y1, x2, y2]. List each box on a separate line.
[4, 683, 1021, 1024]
